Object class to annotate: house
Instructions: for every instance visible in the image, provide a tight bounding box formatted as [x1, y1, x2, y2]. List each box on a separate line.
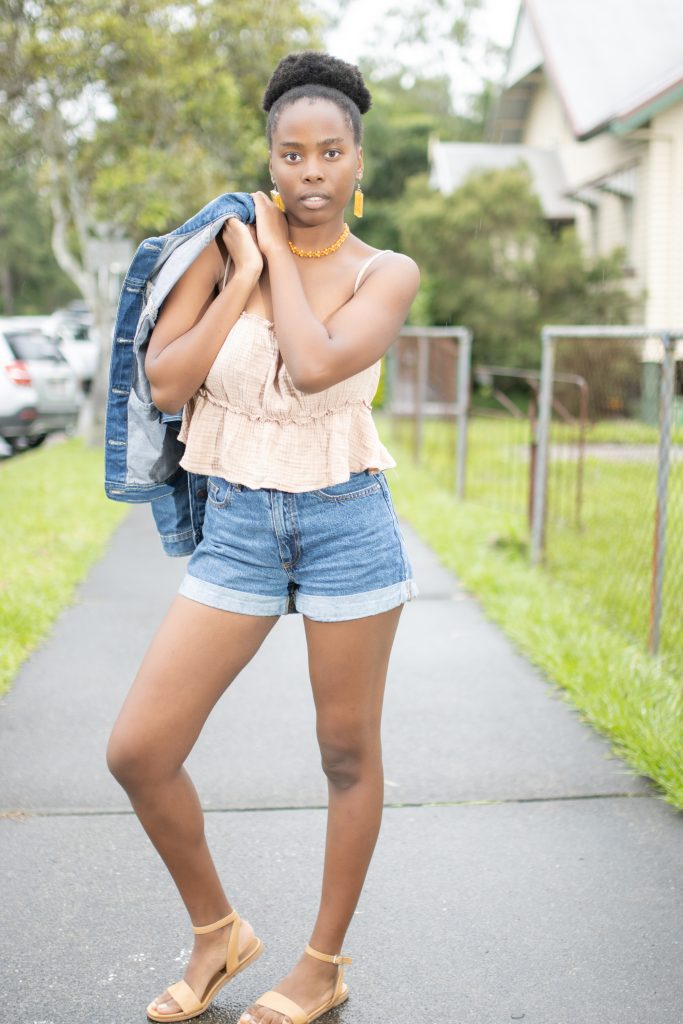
[430, 0, 683, 355]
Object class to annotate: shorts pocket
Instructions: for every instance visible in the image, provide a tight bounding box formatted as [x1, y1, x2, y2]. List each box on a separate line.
[312, 472, 382, 503]
[207, 475, 240, 509]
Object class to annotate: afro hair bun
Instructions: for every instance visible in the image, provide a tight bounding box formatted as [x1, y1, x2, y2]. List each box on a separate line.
[262, 51, 372, 115]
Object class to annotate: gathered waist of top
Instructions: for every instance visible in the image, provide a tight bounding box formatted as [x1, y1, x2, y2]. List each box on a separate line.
[191, 384, 375, 425]
[177, 393, 397, 492]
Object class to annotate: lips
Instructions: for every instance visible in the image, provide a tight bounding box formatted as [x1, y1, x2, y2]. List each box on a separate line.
[299, 192, 330, 208]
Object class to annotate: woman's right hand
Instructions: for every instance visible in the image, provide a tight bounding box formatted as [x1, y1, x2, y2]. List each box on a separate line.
[221, 217, 263, 279]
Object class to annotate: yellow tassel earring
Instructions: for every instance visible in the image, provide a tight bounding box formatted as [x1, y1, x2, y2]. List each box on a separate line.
[353, 180, 364, 218]
[270, 183, 285, 212]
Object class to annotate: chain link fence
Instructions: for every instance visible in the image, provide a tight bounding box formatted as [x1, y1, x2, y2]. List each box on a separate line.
[383, 327, 471, 495]
[382, 324, 682, 672]
[531, 327, 683, 666]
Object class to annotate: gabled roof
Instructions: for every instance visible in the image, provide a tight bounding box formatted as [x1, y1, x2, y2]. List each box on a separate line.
[429, 140, 575, 220]
[495, 0, 683, 141]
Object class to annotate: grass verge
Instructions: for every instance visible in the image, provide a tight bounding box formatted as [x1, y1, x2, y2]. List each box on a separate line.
[0, 438, 129, 696]
[388, 414, 682, 670]
[378, 418, 683, 811]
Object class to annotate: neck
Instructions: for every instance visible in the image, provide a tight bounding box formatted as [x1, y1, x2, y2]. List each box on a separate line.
[286, 214, 347, 252]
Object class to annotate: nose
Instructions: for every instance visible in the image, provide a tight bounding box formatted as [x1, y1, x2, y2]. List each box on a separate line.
[302, 159, 324, 182]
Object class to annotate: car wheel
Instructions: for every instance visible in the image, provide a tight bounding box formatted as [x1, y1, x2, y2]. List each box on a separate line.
[26, 434, 48, 448]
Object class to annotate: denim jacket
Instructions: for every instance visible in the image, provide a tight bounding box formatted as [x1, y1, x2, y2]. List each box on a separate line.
[104, 192, 255, 556]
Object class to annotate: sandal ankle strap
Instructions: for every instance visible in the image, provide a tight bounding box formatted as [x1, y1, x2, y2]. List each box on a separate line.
[305, 943, 352, 966]
[192, 909, 238, 935]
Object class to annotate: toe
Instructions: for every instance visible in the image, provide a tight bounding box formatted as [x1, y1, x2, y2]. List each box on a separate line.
[151, 994, 181, 1016]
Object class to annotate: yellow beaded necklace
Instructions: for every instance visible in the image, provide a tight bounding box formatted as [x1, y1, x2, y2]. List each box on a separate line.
[288, 223, 350, 259]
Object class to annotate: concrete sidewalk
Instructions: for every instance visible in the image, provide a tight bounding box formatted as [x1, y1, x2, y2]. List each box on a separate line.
[1, 504, 682, 1024]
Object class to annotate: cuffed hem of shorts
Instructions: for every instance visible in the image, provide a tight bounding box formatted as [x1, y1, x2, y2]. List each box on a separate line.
[178, 573, 290, 616]
[296, 578, 420, 622]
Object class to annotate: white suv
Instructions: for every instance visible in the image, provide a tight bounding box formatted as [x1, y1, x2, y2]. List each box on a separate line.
[0, 318, 83, 451]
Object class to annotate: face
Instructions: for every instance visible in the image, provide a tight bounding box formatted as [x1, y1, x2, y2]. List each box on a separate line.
[269, 98, 363, 224]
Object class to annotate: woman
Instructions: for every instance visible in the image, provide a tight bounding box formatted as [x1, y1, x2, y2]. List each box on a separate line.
[106, 51, 420, 1024]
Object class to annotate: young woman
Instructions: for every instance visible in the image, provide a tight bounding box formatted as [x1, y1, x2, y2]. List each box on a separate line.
[106, 51, 420, 1024]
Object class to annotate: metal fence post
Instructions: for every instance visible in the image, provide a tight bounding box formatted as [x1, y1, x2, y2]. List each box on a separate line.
[455, 329, 472, 499]
[531, 328, 555, 565]
[649, 332, 675, 654]
[414, 333, 428, 464]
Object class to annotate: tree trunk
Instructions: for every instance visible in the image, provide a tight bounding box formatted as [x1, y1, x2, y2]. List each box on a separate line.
[83, 295, 115, 448]
[0, 263, 13, 315]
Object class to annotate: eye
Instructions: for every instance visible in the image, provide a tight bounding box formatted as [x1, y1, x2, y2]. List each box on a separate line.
[325, 149, 342, 159]
[283, 152, 301, 163]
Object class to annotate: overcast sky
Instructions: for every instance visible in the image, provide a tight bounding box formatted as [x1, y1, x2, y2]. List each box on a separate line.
[321, 0, 520, 113]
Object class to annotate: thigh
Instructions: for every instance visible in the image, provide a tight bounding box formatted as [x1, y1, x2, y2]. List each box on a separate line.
[110, 594, 279, 770]
[304, 605, 403, 740]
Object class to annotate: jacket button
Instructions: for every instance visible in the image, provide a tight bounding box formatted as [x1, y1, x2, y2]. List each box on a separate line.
[196, 489, 207, 500]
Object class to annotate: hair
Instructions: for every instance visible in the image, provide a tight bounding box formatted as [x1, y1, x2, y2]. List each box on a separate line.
[262, 51, 372, 148]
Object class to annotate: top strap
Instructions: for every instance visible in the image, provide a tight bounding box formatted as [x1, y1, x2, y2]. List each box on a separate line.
[353, 250, 393, 295]
[220, 253, 231, 292]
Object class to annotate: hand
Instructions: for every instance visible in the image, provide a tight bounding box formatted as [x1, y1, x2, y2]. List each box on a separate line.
[251, 191, 290, 259]
[221, 217, 263, 278]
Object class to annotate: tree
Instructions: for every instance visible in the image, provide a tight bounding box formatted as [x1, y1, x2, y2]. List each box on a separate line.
[400, 163, 638, 366]
[0, 123, 80, 314]
[0, 0, 321, 441]
[355, 65, 488, 253]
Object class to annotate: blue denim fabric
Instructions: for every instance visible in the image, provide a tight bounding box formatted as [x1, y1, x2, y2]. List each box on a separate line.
[178, 470, 419, 621]
[103, 192, 255, 556]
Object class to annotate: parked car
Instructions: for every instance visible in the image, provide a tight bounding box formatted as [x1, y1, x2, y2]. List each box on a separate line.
[0, 318, 83, 451]
[50, 308, 100, 392]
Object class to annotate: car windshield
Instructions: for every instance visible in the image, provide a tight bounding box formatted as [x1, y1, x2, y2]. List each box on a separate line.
[4, 330, 63, 362]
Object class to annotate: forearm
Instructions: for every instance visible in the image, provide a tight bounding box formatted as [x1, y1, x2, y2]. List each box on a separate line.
[146, 267, 259, 412]
[267, 247, 331, 391]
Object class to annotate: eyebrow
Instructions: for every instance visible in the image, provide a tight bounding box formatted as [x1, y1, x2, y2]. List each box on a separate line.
[278, 137, 346, 148]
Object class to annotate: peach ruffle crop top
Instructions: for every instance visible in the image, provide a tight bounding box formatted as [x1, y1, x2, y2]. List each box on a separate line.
[177, 250, 397, 492]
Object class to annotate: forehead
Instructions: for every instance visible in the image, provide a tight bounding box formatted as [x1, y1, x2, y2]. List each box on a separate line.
[273, 97, 353, 145]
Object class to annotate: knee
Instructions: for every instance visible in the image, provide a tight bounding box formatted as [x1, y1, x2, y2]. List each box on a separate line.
[106, 728, 159, 792]
[318, 735, 381, 790]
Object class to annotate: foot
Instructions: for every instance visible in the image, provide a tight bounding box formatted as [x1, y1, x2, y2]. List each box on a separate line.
[149, 916, 257, 1017]
[238, 951, 340, 1024]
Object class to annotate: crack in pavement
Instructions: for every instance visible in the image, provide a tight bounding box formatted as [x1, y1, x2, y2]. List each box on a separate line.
[0, 790, 655, 820]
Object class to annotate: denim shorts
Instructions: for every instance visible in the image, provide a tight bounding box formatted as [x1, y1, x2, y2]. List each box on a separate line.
[178, 470, 419, 621]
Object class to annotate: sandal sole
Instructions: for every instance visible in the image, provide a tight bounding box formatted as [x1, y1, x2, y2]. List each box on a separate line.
[146, 938, 264, 1023]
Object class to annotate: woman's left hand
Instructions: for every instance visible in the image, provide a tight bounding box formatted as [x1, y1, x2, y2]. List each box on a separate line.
[251, 191, 290, 259]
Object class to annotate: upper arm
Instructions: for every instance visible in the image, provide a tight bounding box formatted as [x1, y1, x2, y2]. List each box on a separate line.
[145, 239, 224, 379]
[299, 253, 420, 393]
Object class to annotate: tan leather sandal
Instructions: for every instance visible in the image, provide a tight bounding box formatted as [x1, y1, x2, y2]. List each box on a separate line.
[244, 943, 352, 1024]
[146, 909, 264, 1022]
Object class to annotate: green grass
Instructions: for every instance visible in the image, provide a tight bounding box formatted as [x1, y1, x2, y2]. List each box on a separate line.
[387, 414, 683, 673]
[377, 416, 683, 810]
[0, 438, 129, 695]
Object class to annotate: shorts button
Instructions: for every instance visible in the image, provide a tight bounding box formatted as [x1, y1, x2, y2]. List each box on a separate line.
[196, 489, 207, 500]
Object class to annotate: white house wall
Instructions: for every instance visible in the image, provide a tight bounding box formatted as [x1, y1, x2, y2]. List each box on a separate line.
[641, 100, 683, 330]
[519, 73, 650, 316]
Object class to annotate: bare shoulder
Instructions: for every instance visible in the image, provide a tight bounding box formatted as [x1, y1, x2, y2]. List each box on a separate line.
[365, 249, 420, 296]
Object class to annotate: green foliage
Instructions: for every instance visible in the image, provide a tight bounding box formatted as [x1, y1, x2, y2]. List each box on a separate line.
[0, 124, 80, 314]
[0, 0, 322, 252]
[400, 164, 639, 366]
[354, 65, 488, 252]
